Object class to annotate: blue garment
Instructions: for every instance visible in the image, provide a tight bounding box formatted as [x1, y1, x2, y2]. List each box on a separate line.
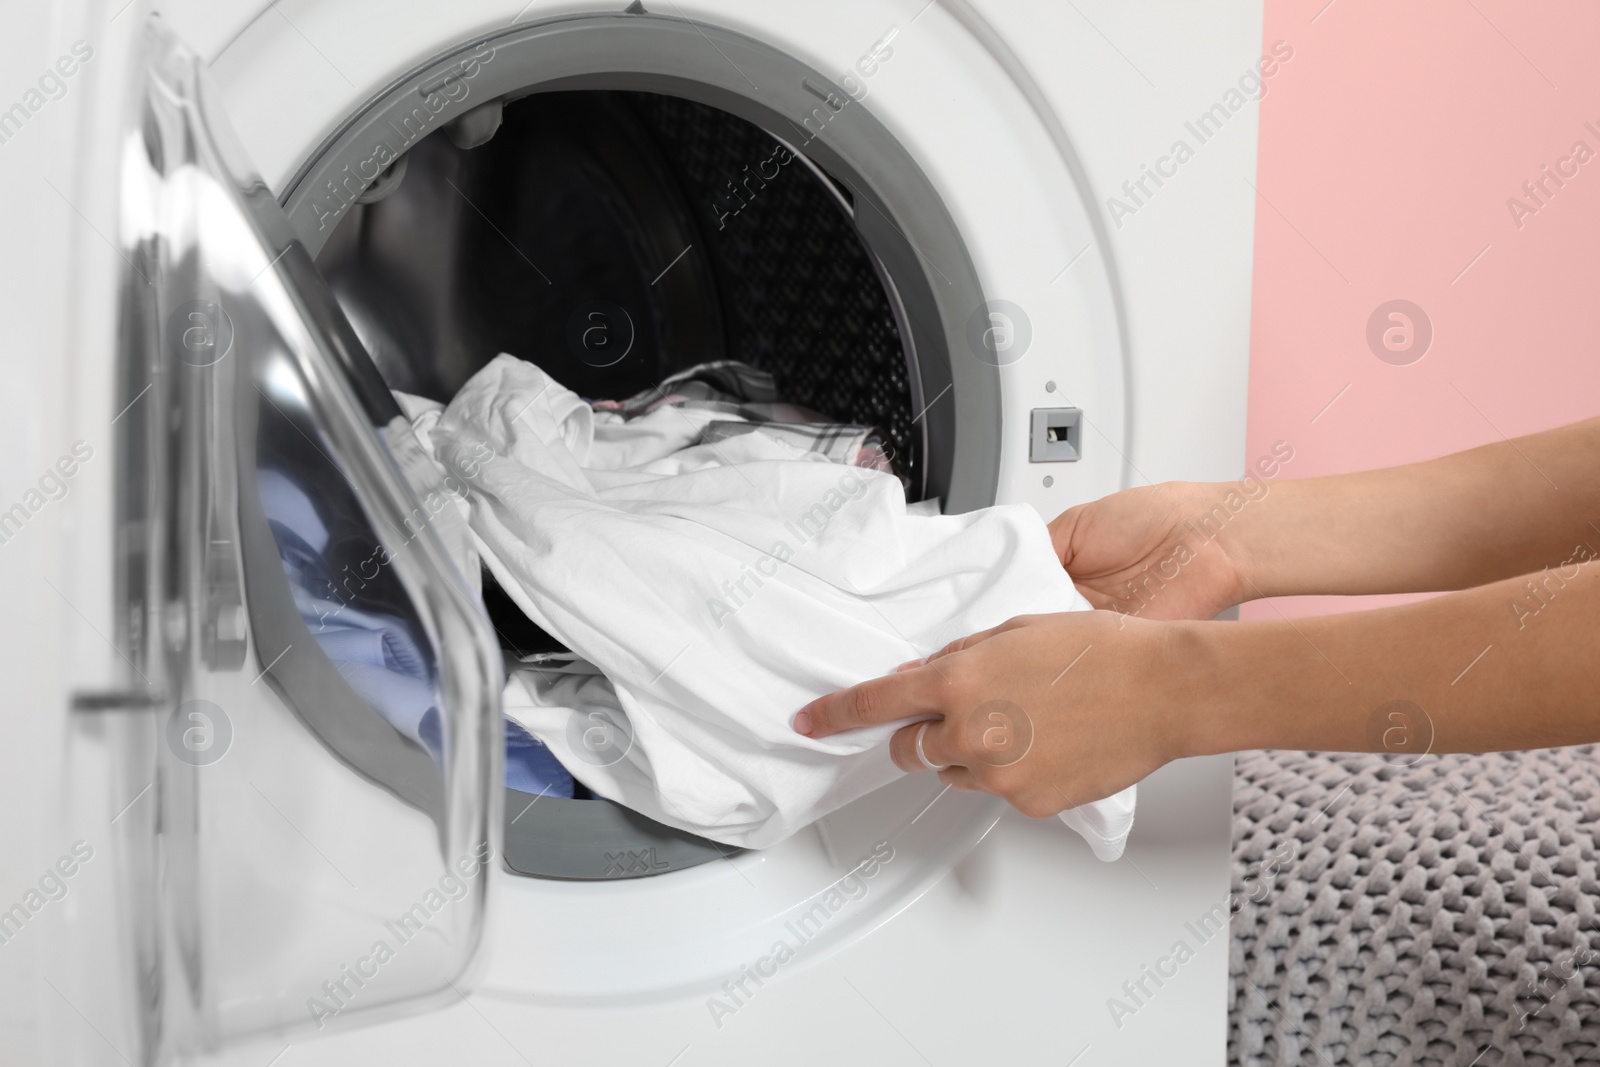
[506, 717, 575, 797]
[258, 468, 574, 797]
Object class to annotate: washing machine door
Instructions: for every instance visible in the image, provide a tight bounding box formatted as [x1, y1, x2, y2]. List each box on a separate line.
[99, 16, 502, 1060]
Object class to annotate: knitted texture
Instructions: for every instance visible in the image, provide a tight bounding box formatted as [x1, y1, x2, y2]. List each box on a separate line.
[1231, 748, 1600, 1066]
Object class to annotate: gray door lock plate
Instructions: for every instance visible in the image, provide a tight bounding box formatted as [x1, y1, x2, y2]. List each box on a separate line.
[1030, 407, 1082, 462]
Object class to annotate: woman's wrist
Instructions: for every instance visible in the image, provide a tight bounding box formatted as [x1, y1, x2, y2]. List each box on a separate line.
[1205, 475, 1288, 606]
[1163, 614, 1317, 760]
[1162, 478, 1279, 611]
[1158, 618, 1244, 761]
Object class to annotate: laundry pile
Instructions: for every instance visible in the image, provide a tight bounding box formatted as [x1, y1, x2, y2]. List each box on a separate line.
[384, 353, 1137, 857]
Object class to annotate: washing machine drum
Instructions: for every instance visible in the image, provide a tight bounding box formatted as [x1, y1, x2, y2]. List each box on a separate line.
[291, 67, 996, 879]
[320, 90, 923, 492]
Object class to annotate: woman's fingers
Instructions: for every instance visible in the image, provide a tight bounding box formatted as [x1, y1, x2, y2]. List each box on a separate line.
[1048, 505, 1083, 567]
[888, 720, 959, 773]
[936, 765, 985, 792]
[1080, 584, 1142, 616]
[793, 662, 949, 738]
[800, 618, 1042, 739]
[894, 638, 971, 673]
[899, 618, 1033, 673]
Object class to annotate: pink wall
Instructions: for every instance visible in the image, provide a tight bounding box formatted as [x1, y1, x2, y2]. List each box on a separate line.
[1242, 0, 1600, 620]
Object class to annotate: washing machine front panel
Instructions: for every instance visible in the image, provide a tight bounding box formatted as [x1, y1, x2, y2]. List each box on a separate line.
[197, 2, 1133, 1005]
[10, 2, 1255, 1066]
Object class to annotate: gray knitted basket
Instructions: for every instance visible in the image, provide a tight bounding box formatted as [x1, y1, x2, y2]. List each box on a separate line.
[1231, 747, 1600, 1066]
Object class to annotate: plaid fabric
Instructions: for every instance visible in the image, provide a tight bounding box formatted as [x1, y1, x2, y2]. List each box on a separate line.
[697, 420, 895, 474]
[591, 361, 900, 477]
[593, 360, 783, 415]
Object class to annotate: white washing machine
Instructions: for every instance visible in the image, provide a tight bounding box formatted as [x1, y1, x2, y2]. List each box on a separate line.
[0, 1, 1262, 1064]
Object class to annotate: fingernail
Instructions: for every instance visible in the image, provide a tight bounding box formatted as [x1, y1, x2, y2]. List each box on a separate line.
[894, 658, 923, 673]
[793, 710, 813, 736]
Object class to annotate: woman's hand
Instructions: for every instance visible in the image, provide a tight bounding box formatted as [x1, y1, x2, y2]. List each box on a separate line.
[793, 559, 1600, 823]
[1050, 481, 1253, 621]
[792, 611, 1202, 816]
[794, 419, 1600, 825]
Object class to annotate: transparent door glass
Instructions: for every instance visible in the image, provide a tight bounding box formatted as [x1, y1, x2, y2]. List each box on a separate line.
[109, 16, 502, 1056]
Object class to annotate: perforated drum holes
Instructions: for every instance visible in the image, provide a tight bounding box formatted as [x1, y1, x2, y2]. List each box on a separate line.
[1366, 299, 1432, 366]
[565, 708, 634, 766]
[566, 301, 635, 368]
[965, 699, 1034, 767]
[1364, 699, 1434, 767]
[166, 699, 232, 766]
[167, 300, 233, 367]
[965, 300, 1032, 367]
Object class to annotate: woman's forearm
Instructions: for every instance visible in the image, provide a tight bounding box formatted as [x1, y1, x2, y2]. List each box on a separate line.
[1225, 418, 1600, 599]
[1183, 559, 1600, 759]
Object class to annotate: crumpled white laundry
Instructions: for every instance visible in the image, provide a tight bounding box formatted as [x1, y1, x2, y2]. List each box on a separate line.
[398, 354, 1137, 857]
